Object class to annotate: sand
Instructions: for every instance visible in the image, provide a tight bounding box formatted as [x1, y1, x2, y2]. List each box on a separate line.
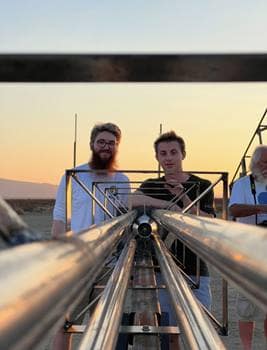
[20, 212, 266, 350]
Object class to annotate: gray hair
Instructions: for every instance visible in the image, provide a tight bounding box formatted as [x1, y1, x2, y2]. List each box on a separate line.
[250, 145, 267, 173]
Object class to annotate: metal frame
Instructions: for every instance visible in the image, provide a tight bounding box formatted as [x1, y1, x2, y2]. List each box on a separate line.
[230, 108, 267, 187]
[1, 53, 267, 82]
[2, 52, 266, 349]
[65, 168, 229, 337]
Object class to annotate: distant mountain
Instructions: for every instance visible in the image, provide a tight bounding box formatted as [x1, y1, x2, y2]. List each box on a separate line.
[0, 178, 58, 199]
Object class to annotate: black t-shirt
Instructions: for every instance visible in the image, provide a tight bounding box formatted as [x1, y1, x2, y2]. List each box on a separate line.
[139, 174, 215, 276]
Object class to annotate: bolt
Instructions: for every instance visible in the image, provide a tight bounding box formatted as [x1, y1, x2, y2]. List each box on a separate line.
[142, 325, 150, 332]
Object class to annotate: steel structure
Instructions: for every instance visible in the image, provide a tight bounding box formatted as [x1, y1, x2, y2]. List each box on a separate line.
[230, 108, 267, 187]
[1, 195, 267, 349]
[1, 52, 267, 349]
[1, 53, 267, 82]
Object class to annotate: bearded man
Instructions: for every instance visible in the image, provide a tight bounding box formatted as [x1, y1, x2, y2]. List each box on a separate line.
[229, 144, 267, 350]
[52, 122, 129, 236]
[51, 123, 129, 350]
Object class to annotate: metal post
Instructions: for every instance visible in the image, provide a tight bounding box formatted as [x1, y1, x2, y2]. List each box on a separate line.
[221, 172, 229, 334]
[65, 170, 72, 232]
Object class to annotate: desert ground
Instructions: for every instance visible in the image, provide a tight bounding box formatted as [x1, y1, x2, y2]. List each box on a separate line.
[13, 202, 266, 350]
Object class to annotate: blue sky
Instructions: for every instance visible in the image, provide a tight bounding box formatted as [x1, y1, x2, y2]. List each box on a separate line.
[1, 1, 267, 195]
[1, 1, 267, 52]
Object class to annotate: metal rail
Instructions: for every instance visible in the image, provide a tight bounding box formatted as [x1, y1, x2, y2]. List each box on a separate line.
[153, 233, 225, 349]
[72, 173, 114, 219]
[1, 53, 267, 82]
[152, 209, 267, 312]
[230, 108, 267, 186]
[79, 239, 136, 350]
[0, 210, 137, 350]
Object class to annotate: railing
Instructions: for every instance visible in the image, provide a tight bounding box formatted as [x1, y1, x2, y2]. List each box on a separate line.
[1, 196, 267, 349]
[152, 209, 267, 312]
[0, 205, 137, 350]
[230, 108, 267, 187]
[79, 239, 136, 350]
[153, 233, 225, 349]
[1, 52, 267, 349]
[1, 53, 267, 82]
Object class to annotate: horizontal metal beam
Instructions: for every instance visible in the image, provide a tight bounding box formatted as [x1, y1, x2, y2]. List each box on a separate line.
[0, 210, 137, 350]
[153, 233, 225, 350]
[1, 53, 267, 82]
[66, 325, 180, 335]
[152, 210, 267, 312]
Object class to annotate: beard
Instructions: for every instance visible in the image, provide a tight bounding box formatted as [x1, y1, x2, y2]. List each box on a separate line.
[252, 167, 267, 185]
[89, 150, 117, 171]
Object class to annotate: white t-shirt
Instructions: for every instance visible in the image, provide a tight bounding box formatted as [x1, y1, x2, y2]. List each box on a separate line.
[53, 163, 130, 233]
[229, 175, 267, 225]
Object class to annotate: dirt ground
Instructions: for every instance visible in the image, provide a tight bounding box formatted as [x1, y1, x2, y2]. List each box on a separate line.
[21, 212, 266, 350]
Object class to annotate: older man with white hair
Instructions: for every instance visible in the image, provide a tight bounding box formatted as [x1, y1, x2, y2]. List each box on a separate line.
[229, 144, 267, 350]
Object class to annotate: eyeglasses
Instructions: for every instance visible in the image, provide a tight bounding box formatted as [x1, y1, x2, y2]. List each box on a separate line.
[96, 139, 118, 148]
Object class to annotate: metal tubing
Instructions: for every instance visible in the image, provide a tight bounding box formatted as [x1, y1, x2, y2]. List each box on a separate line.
[72, 174, 114, 219]
[166, 183, 196, 210]
[68, 169, 231, 175]
[152, 210, 267, 312]
[65, 171, 72, 231]
[182, 175, 223, 214]
[79, 239, 136, 350]
[97, 185, 124, 214]
[0, 210, 137, 350]
[231, 108, 267, 184]
[92, 181, 96, 224]
[153, 234, 225, 349]
[1, 53, 267, 82]
[222, 173, 228, 221]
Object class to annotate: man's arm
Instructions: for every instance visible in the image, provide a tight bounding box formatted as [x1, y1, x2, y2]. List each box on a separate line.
[129, 191, 181, 212]
[129, 190, 212, 216]
[51, 175, 67, 238]
[229, 203, 267, 218]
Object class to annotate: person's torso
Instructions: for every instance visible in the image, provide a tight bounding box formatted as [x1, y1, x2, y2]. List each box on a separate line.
[71, 164, 129, 232]
[230, 175, 267, 225]
[140, 174, 212, 276]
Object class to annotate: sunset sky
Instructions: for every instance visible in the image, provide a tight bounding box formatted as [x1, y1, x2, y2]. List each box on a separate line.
[1, 1, 267, 196]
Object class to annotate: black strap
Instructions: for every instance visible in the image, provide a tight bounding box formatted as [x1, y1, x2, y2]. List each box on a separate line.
[249, 174, 258, 225]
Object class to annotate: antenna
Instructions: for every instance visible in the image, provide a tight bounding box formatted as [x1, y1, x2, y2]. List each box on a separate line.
[73, 114, 77, 167]
[158, 123, 162, 177]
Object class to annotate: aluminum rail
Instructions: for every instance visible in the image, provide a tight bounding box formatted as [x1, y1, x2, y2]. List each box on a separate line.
[0, 210, 137, 350]
[182, 175, 223, 214]
[1, 54, 267, 82]
[153, 233, 225, 349]
[79, 239, 136, 350]
[152, 210, 267, 312]
[72, 173, 114, 219]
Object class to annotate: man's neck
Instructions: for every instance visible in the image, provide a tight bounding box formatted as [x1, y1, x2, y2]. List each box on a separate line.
[164, 171, 189, 183]
[88, 163, 112, 176]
